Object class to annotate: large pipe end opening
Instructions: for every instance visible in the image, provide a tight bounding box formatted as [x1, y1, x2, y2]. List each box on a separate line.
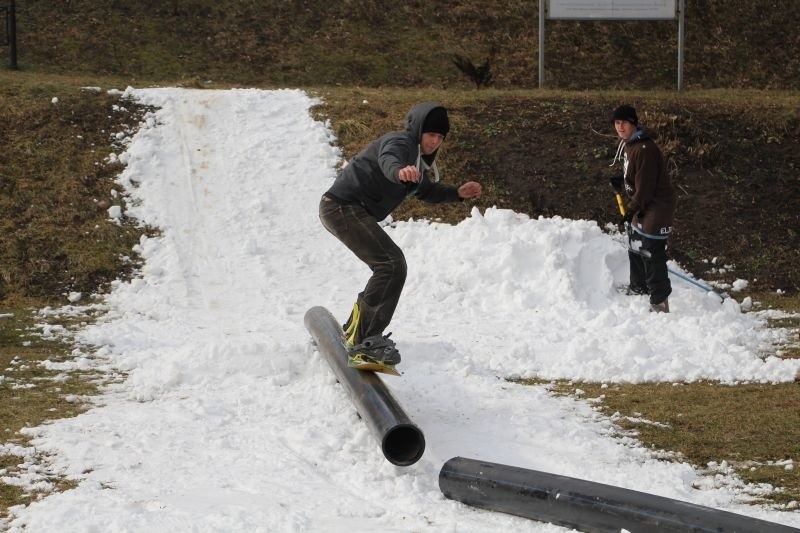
[383, 424, 425, 466]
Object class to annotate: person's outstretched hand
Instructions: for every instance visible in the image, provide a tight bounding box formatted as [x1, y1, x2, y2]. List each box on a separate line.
[398, 165, 421, 183]
[458, 181, 482, 199]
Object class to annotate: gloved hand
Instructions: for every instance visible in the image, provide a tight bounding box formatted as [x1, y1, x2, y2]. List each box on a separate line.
[622, 210, 634, 225]
[609, 175, 624, 194]
[617, 210, 633, 232]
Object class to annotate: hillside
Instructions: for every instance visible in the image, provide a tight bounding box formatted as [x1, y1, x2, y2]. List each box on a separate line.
[10, 0, 800, 90]
[3, 3, 800, 295]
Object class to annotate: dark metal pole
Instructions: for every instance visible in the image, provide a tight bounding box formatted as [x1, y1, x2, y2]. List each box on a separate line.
[7, 0, 17, 69]
[538, 0, 545, 88]
[440, 457, 796, 532]
[677, 0, 685, 91]
[304, 306, 425, 466]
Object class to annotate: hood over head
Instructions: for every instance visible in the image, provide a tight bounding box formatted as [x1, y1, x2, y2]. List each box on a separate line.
[405, 102, 449, 141]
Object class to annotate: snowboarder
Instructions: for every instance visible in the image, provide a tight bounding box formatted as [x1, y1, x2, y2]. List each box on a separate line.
[319, 102, 482, 371]
[609, 104, 676, 313]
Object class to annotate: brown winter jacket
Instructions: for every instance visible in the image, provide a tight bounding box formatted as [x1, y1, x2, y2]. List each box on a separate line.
[622, 129, 676, 237]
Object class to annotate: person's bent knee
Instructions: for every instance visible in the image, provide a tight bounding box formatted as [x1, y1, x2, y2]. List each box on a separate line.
[375, 252, 407, 283]
[390, 254, 407, 283]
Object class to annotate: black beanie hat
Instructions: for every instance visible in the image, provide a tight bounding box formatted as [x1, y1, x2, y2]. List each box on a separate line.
[611, 104, 638, 125]
[422, 107, 450, 136]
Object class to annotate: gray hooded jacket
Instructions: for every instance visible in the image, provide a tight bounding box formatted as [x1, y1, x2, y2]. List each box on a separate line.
[325, 102, 461, 220]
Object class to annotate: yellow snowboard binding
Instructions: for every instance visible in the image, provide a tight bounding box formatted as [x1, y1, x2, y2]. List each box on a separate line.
[342, 304, 401, 376]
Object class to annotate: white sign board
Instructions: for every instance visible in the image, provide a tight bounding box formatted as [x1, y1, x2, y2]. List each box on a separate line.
[547, 0, 676, 20]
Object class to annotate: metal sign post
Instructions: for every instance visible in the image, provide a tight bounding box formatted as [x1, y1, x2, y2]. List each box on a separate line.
[539, 0, 545, 88]
[540, 0, 683, 90]
[677, 0, 685, 90]
[3, 0, 17, 69]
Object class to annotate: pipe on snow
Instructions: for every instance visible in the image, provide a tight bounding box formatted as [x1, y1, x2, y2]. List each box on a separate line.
[304, 306, 425, 466]
[439, 457, 795, 532]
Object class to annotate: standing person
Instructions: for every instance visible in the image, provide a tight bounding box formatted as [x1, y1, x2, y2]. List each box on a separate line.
[319, 102, 482, 370]
[609, 104, 676, 313]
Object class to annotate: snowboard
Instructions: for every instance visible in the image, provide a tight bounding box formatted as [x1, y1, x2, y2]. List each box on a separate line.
[344, 343, 401, 377]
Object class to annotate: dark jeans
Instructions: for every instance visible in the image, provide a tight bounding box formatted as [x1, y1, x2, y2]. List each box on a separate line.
[319, 195, 407, 343]
[629, 232, 672, 305]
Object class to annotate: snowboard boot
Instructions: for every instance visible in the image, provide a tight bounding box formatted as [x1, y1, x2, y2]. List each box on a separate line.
[347, 333, 401, 367]
[650, 298, 670, 313]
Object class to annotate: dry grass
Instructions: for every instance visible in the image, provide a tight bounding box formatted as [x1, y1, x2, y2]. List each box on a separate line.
[11, 1, 800, 90]
[0, 300, 103, 516]
[521, 376, 800, 508]
[0, 72, 149, 517]
[0, 71, 154, 301]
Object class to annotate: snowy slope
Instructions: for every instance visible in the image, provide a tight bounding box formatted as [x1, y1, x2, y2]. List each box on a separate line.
[6, 88, 799, 532]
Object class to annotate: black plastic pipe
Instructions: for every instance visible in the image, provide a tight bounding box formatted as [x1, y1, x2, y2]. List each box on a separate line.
[439, 457, 796, 532]
[304, 306, 425, 466]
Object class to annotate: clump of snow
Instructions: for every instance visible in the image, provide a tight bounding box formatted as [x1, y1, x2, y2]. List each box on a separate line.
[67, 292, 82, 303]
[732, 279, 749, 291]
[107, 205, 122, 219]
